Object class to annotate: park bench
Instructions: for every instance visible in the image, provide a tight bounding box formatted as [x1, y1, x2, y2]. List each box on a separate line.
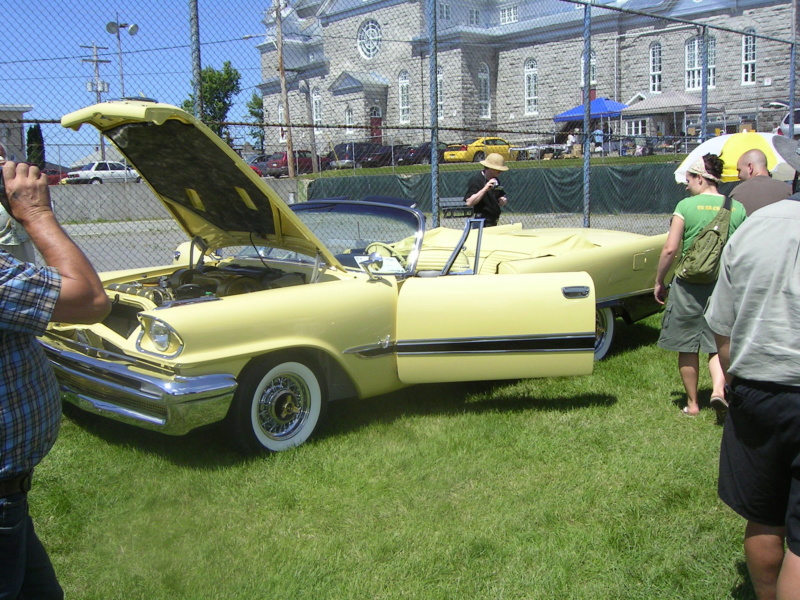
[438, 196, 473, 218]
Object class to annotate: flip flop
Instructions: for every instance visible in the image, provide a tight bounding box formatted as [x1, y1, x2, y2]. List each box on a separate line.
[681, 407, 698, 417]
[710, 396, 728, 412]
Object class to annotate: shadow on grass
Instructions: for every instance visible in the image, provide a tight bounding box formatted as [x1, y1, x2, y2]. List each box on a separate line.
[63, 380, 614, 467]
[323, 382, 616, 441]
[730, 560, 756, 599]
[62, 403, 246, 468]
[606, 315, 662, 358]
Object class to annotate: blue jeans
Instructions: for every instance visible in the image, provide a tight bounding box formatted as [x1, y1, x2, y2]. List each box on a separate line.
[0, 492, 63, 600]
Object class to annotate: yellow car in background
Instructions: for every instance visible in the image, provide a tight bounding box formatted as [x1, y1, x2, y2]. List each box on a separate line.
[443, 137, 516, 163]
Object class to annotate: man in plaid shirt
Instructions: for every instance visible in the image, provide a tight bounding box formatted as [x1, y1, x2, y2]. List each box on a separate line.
[0, 159, 109, 598]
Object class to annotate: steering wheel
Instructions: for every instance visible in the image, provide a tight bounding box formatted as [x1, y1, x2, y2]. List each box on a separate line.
[364, 242, 408, 269]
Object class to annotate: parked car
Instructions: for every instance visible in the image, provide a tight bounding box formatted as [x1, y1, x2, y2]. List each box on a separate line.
[65, 161, 140, 184]
[329, 142, 379, 169]
[45, 100, 667, 454]
[779, 108, 800, 138]
[264, 150, 315, 177]
[443, 137, 517, 163]
[42, 168, 69, 185]
[360, 144, 409, 168]
[249, 164, 263, 177]
[396, 141, 448, 166]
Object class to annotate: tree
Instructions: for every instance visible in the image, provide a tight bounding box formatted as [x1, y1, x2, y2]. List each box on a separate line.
[246, 91, 265, 151]
[26, 124, 45, 169]
[183, 61, 242, 140]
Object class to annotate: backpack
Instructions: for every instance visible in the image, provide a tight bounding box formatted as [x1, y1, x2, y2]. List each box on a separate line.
[675, 195, 732, 284]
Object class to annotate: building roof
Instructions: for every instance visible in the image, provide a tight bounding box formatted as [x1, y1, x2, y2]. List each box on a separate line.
[621, 91, 724, 116]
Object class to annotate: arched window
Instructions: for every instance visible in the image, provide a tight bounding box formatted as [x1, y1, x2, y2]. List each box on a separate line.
[580, 51, 597, 87]
[524, 58, 538, 115]
[478, 63, 490, 119]
[312, 88, 322, 136]
[436, 65, 444, 119]
[742, 28, 756, 84]
[345, 106, 354, 136]
[369, 106, 382, 118]
[650, 43, 662, 93]
[277, 103, 286, 143]
[398, 71, 410, 123]
[686, 36, 716, 90]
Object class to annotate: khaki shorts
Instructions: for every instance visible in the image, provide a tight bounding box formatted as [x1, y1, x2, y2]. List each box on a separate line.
[657, 278, 717, 354]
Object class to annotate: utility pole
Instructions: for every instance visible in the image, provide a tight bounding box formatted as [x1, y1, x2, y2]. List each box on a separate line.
[275, 0, 295, 178]
[189, 0, 203, 118]
[81, 43, 110, 160]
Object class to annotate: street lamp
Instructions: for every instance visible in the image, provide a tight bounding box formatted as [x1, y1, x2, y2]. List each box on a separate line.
[106, 15, 139, 98]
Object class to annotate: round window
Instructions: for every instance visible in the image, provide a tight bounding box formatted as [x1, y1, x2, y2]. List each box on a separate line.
[357, 20, 382, 59]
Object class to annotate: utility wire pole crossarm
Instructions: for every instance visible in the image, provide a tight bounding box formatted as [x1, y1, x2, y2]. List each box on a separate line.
[81, 43, 110, 160]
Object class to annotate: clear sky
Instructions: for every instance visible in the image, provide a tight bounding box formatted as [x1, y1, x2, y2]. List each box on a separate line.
[2, 0, 272, 165]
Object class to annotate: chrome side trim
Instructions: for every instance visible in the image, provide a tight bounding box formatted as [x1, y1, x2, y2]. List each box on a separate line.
[345, 333, 595, 358]
[41, 341, 237, 435]
[397, 333, 595, 355]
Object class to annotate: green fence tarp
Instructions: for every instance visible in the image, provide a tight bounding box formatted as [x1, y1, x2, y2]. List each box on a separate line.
[306, 163, 738, 215]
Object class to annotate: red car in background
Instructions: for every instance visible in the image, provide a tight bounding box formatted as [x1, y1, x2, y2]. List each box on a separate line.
[42, 168, 69, 185]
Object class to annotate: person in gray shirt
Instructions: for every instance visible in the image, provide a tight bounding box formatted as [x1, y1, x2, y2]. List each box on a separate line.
[705, 189, 800, 599]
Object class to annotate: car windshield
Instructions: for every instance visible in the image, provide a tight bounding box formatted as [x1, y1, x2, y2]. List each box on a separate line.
[231, 200, 424, 276]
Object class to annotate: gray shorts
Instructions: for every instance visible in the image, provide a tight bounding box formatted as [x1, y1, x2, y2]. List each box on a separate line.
[657, 278, 718, 354]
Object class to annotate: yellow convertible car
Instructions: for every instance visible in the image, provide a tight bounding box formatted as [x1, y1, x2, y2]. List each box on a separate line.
[41, 100, 666, 453]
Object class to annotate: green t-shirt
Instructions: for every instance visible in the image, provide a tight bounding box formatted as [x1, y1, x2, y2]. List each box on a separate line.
[673, 193, 747, 256]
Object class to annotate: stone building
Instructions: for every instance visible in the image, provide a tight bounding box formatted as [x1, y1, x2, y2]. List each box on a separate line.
[255, 0, 798, 155]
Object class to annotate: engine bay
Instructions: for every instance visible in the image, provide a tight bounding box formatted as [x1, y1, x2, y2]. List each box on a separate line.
[106, 261, 306, 307]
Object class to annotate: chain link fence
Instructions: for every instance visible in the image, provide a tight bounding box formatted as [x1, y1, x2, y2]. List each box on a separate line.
[1, 0, 796, 270]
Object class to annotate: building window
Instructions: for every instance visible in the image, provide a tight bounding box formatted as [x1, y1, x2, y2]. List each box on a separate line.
[478, 63, 491, 118]
[312, 88, 322, 136]
[742, 28, 756, 85]
[469, 9, 480, 25]
[399, 70, 410, 123]
[625, 120, 647, 136]
[369, 106, 382, 118]
[277, 103, 286, 143]
[357, 19, 382, 59]
[650, 43, 662, 93]
[436, 65, 444, 120]
[345, 106, 354, 135]
[685, 36, 716, 90]
[580, 51, 597, 87]
[438, 3, 450, 21]
[500, 5, 518, 25]
[524, 58, 538, 115]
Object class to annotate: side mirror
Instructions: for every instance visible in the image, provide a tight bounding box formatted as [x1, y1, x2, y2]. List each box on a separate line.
[359, 251, 384, 280]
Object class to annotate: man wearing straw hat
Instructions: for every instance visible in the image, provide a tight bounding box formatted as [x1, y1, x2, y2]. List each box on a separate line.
[705, 136, 800, 600]
[463, 153, 509, 227]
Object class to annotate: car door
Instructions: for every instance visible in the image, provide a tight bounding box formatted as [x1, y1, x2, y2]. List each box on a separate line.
[395, 272, 596, 384]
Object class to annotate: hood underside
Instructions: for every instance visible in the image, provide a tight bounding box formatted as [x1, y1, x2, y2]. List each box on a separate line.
[61, 101, 339, 267]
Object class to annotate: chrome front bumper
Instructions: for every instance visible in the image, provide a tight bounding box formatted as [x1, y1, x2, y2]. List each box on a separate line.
[41, 341, 238, 435]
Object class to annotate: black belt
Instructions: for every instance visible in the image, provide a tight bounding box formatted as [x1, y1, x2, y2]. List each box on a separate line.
[0, 471, 32, 497]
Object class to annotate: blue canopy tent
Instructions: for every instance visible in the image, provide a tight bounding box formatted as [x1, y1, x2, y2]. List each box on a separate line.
[553, 97, 628, 122]
[554, 97, 628, 154]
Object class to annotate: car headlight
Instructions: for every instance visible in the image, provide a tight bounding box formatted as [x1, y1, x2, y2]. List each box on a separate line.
[136, 316, 184, 357]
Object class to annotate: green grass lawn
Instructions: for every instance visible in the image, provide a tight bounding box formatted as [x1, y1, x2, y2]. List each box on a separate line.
[35, 314, 754, 599]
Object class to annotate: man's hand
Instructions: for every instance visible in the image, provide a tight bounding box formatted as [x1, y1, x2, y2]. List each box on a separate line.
[1, 162, 53, 226]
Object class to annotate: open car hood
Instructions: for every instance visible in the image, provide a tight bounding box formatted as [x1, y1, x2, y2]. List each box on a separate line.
[61, 100, 340, 268]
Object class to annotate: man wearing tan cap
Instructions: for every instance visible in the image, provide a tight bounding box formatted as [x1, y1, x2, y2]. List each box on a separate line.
[463, 153, 509, 227]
